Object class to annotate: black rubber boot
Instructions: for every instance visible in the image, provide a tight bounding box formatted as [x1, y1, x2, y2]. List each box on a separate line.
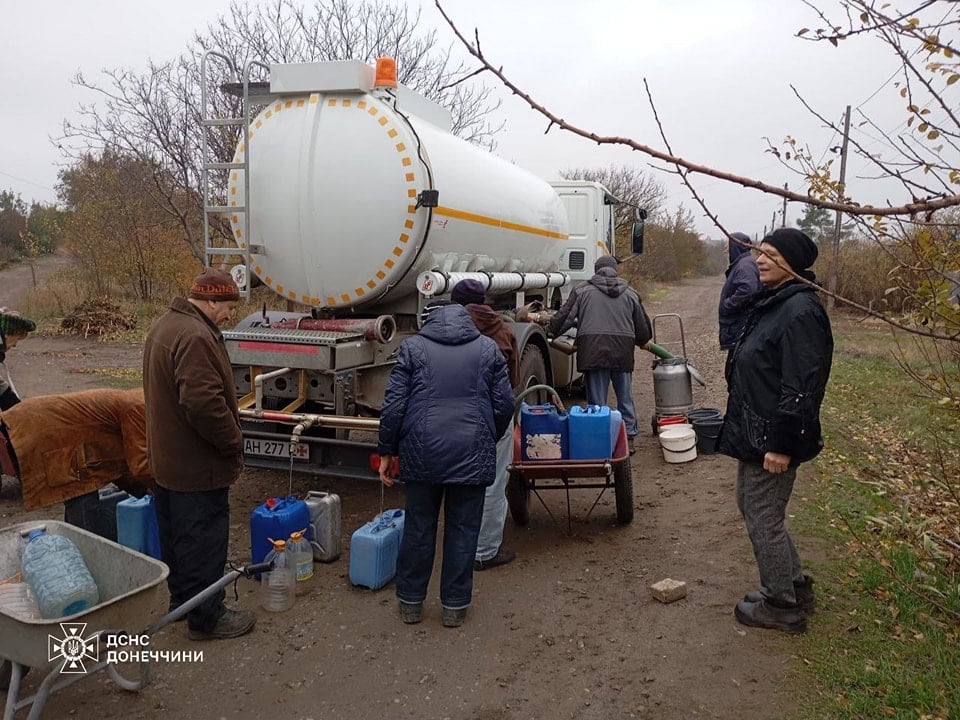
[744, 574, 816, 613]
[734, 598, 807, 634]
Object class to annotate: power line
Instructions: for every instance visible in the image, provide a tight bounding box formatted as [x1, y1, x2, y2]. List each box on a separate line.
[0, 170, 55, 194]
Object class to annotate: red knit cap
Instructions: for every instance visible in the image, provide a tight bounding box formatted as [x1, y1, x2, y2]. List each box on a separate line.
[188, 268, 240, 301]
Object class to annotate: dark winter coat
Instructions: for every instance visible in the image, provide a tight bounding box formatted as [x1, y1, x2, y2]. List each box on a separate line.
[718, 242, 762, 349]
[142, 297, 243, 492]
[378, 304, 514, 486]
[718, 281, 833, 466]
[547, 268, 652, 372]
[464, 303, 520, 389]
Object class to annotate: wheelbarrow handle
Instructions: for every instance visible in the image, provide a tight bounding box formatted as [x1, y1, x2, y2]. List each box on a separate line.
[512, 384, 565, 425]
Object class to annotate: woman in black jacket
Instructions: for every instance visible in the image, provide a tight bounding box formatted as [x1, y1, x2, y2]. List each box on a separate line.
[718, 228, 833, 634]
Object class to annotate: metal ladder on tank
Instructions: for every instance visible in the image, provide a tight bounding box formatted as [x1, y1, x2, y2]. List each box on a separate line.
[199, 50, 274, 301]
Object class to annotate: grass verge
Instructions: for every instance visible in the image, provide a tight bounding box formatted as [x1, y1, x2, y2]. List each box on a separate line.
[790, 316, 959, 720]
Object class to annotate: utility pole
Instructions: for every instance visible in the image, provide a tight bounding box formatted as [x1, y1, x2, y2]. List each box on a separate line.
[827, 105, 851, 311]
[781, 183, 788, 228]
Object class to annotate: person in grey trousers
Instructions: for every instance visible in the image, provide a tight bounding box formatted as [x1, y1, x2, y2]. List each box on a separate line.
[718, 228, 833, 634]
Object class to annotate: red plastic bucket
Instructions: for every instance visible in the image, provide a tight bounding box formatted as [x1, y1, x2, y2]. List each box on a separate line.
[657, 415, 688, 432]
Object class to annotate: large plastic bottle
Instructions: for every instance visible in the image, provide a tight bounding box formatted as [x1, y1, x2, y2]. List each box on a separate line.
[287, 529, 313, 582]
[260, 538, 296, 612]
[21, 529, 100, 619]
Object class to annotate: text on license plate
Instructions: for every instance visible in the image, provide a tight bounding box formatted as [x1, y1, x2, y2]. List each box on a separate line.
[243, 439, 310, 460]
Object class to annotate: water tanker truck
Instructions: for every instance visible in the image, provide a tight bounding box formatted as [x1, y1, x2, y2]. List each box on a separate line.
[201, 53, 644, 480]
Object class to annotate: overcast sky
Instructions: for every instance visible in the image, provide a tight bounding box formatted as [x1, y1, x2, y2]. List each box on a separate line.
[1, 0, 910, 238]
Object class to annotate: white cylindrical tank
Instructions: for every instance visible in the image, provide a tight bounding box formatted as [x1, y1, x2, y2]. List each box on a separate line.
[228, 83, 568, 311]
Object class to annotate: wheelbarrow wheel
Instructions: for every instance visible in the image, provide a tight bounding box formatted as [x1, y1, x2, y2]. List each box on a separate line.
[614, 454, 634, 524]
[506, 470, 530, 527]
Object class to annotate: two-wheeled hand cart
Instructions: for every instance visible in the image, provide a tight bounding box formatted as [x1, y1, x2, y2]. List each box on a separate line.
[505, 386, 633, 533]
[0, 520, 270, 720]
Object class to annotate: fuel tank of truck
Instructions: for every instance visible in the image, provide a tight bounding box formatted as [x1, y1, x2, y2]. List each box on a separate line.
[228, 59, 569, 311]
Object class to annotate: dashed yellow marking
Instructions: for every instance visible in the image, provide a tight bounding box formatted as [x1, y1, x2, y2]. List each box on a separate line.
[399, 233, 409, 243]
[405, 172, 415, 182]
[403, 219, 414, 229]
[340, 293, 350, 302]
[355, 287, 364, 296]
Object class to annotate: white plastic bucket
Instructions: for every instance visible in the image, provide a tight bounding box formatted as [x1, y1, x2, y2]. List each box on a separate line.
[659, 426, 697, 463]
[658, 422, 693, 435]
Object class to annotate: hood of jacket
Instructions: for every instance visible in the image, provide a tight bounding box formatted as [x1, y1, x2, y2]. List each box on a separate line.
[419, 303, 481, 345]
[463, 303, 503, 334]
[728, 234, 753, 265]
[589, 267, 629, 298]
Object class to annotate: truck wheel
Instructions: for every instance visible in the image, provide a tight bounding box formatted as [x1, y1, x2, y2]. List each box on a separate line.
[506, 470, 530, 526]
[518, 345, 547, 402]
[614, 455, 634, 524]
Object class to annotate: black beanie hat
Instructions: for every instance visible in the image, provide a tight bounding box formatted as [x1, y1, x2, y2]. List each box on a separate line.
[450, 279, 486, 305]
[762, 228, 818, 274]
[594, 255, 618, 272]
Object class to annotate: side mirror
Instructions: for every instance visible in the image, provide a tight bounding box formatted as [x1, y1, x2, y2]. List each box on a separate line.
[631, 209, 647, 254]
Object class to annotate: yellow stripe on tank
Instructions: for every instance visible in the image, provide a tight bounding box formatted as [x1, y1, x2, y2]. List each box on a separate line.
[433, 206, 567, 240]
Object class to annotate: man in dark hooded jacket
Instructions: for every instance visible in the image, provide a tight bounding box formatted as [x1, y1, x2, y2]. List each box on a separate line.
[378, 301, 514, 628]
[547, 256, 652, 453]
[718, 232, 761, 351]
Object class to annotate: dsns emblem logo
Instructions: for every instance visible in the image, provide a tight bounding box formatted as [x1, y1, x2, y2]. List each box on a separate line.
[48, 623, 99, 673]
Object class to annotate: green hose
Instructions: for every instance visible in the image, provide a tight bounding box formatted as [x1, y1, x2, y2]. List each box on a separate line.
[647, 341, 673, 359]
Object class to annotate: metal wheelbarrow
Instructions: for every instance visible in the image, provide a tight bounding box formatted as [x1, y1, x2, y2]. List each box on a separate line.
[0, 520, 268, 720]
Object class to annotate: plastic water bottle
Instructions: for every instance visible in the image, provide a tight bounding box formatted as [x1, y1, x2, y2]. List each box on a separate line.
[21, 529, 100, 619]
[287, 529, 314, 582]
[260, 539, 296, 612]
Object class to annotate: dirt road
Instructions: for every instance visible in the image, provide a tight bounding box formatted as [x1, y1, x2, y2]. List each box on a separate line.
[1, 267, 813, 720]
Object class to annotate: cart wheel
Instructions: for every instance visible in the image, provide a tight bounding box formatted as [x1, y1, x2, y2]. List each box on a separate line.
[506, 470, 530, 527]
[614, 454, 634, 524]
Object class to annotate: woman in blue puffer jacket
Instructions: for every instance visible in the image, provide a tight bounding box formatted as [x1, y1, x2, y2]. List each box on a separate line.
[378, 301, 514, 628]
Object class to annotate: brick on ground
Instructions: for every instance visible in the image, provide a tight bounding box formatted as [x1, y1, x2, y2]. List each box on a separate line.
[650, 578, 687, 603]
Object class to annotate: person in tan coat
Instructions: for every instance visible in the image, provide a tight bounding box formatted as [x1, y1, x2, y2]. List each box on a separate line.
[0, 388, 153, 536]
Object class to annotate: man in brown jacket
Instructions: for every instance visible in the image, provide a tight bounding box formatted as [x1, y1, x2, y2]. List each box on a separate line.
[1, 388, 153, 536]
[449, 279, 520, 571]
[143, 268, 254, 641]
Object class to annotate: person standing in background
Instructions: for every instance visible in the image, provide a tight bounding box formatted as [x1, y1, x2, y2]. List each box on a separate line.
[547, 255, 652, 454]
[718, 232, 761, 352]
[378, 300, 514, 628]
[0, 310, 36, 410]
[718, 228, 833, 634]
[449, 279, 520, 572]
[143, 268, 256, 640]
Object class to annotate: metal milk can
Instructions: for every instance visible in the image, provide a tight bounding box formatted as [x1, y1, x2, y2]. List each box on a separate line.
[652, 356, 694, 416]
[648, 314, 705, 421]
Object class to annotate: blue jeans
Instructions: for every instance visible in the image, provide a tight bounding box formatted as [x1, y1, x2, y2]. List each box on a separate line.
[475, 419, 513, 562]
[396, 483, 486, 609]
[584, 369, 639, 437]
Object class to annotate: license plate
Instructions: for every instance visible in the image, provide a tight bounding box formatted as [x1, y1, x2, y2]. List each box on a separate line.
[243, 438, 310, 461]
